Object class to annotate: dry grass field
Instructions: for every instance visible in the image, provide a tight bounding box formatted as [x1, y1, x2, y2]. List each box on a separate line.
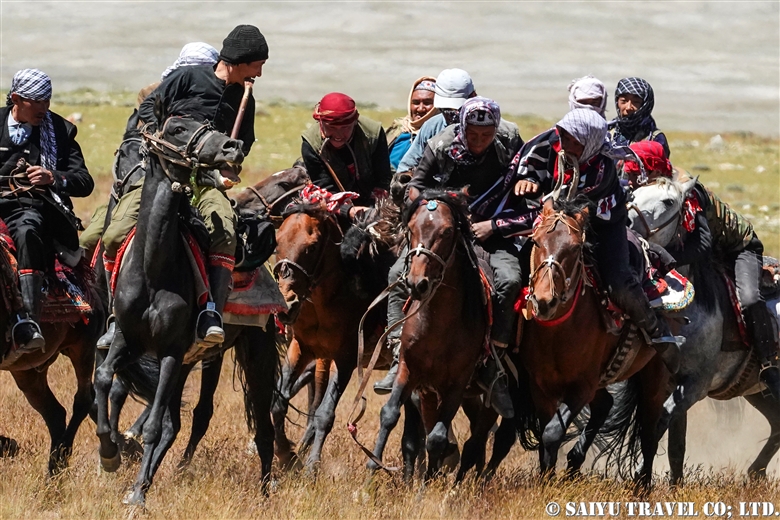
[0, 94, 778, 518]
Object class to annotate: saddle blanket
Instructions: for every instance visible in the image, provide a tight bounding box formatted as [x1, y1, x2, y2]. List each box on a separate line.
[0, 220, 92, 323]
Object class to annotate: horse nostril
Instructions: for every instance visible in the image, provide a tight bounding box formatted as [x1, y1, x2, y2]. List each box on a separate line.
[416, 278, 429, 296]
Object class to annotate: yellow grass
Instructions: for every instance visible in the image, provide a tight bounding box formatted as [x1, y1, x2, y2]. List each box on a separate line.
[0, 95, 777, 517]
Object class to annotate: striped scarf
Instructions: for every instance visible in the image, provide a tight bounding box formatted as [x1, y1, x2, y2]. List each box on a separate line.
[6, 69, 57, 170]
[611, 77, 658, 142]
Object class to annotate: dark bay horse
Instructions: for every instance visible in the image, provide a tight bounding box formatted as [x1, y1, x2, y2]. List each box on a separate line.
[94, 106, 245, 507]
[517, 198, 669, 485]
[629, 178, 780, 483]
[368, 191, 489, 481]
[0, 273, 103, 474]
[272, 197, 396, 473]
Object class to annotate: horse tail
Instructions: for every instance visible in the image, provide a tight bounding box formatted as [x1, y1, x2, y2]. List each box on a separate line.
[591, 376, 643, 478]
[233, 323, 282, 434]
[511, 359, 542, 451]
[116, 354, 161, 404]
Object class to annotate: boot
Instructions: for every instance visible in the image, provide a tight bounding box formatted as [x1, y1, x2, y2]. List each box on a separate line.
[196, 265, 232, 346]
[746, 304, 780, 401]
[373, 338, 400, 395]
[97, 265, 115, 350]
[476, 343, 515, 419]
[14, 272, 45, 354]
[645, 314, 684, 375]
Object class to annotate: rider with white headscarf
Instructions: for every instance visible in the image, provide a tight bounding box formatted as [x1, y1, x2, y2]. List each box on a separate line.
[474, 108, 683, 374]
[568, 75, 608, 118]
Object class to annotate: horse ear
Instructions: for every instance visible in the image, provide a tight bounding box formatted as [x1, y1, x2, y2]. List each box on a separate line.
[542, 197, 554, 215]
[152, 94, 166, 128]
[680, 175, 698, 196]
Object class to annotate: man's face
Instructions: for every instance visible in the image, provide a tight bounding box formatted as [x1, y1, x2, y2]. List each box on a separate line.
[616, 93, 643, 117]
[464, 125, 496, 156]
[321, 121, 356, 149]
[410, 89, 434, 121]
[557, 127, 585, 161]
[11, 94, 49, 126]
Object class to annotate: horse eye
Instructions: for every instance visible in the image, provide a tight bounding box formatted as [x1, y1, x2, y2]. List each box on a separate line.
[662, 199, 674, 208]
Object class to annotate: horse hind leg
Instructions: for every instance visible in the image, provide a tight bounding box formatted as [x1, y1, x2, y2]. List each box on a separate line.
[179, 354, 222, 469]
[400, 398, 424, 484]
[10, 367, 67, 476]
[744, 393, 780, 480]
[484, 416, 517, 481]
[457, 396, 498, 482]
[566, 388, 613, 477]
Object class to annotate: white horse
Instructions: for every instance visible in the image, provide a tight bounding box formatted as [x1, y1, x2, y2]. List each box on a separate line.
[628, 177, 780, 483]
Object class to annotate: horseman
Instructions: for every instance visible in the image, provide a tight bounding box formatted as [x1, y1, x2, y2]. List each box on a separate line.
[478, 108, 682, 374]
[608, 77, 670, 158]
[79, 41, 220, 263]
[100, 24, 268, 348]
[300, 92, 392, 218]
[624, 141, 780, 400]
[0, 69, 93, 353]
[374, 97, 523, 419]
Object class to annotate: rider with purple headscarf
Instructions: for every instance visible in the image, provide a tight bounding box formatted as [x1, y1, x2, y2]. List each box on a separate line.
[375, 97, 523, 418]
[474, 108, 683, 374]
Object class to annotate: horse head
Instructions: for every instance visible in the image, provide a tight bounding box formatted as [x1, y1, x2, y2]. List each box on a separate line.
[628, 176, 697, 248]
[528, 198, 588, 321]
[141, 96, 244, 188]
[233, 162, 311, 222]
[274, 202, 340, 324]
[403, 190, 469, 301]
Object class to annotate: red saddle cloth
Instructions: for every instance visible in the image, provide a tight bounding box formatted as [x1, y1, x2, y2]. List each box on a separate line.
[0, 220, 92, 323]
[109, 226, 210, 306]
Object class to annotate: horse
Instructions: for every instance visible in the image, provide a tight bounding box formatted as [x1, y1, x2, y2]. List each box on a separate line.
[0, 262, 103, 475]
[272, 193, 397, 474]
[628, 177, 780, 483]
[93, 103, 246, 507]
[368, 190, 489, 481]
[232, 161, 310, 226]
[515, 197, 670, 485]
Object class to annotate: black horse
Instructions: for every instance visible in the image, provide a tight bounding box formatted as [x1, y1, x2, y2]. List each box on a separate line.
[94, 103, 246, 506]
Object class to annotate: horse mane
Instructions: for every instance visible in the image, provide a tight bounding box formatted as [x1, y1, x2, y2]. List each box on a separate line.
[281, 200, 331, 222]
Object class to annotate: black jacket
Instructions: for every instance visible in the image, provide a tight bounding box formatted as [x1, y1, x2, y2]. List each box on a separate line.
[138, 65, 255, 156]
[0, 106, 93, 209]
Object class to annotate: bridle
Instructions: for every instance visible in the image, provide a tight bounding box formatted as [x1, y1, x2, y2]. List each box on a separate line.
[273, 213, 342, 299]
[245, 181, 310, 219]
[140, 118, 226, 192]
[627, 201, 681, 240]
[403, 199, 462, 293]
[528, 211, 589, 320]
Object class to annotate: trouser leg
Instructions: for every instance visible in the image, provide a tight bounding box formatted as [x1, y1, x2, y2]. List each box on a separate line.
[374, 250, 407, 395]
[79, 202, 109, 261]
[102, 183, 143, 259]
[486, 247, 522, 346]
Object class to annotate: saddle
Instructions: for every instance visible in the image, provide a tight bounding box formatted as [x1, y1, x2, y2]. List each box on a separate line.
[0, 219, 92, 325]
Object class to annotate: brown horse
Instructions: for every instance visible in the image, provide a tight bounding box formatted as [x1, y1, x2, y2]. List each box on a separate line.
[368, 190, 488, 481]
[272, 197, 395, 473]
[517, 198, 668, 485]
[0, 265, 103, 475]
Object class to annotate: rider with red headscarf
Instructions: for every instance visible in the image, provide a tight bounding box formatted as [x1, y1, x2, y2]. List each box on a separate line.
[300, 93, 392, 219]
[625, 141, 780, 401]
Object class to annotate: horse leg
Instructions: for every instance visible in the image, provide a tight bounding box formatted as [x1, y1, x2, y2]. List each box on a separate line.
[667, 409, 687, 486]
[94, 328, 140, 472]
[179, 354, 223, 468]
[234, 325, 278, 494]
[369, 361, 414, 472]
[298, 359, 330, 452]
[458, 396, 498, 482]
[271, 338, 313, 470]
[10, 367, 67, 476]
[124, 353, 184, 507]
[53, 339, 98, 474]
[744, 393, 780, 480]
[400, 397, 423, 484]
[484, 417, 517, 480]
[303, 356, 355, 475]
[424, 387, 464, 480]
[566, 388, 613, 477]
[0, 435, 18, 457]
[538, 401, 580, 478]
[633, 359, 669, 491]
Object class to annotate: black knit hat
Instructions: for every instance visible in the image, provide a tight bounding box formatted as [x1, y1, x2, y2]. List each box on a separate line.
[219, 25, 268, 64]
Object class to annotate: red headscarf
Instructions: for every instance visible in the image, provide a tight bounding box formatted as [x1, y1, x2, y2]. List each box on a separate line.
[312, 92, 359, 126]
[623, 141, 672, 177]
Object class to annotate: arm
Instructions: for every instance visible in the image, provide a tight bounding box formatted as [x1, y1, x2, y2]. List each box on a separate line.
[301, 139, 338, 192]
[404, 143, 441, 205]
[52, 121, 93, 198]
[666, 212, 712, 267]
[138, 69, 189, 127]
[397, 116, 445, 174]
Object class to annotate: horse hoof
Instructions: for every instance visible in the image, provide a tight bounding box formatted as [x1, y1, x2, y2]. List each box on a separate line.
[100, 451, 121, 473]
[0, 437, 19, 457]
[122, 489, 146, 508]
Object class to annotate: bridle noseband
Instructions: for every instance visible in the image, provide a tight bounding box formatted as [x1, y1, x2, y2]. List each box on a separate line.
[403, 199, 461, 291]
[628, 202, 681, 240]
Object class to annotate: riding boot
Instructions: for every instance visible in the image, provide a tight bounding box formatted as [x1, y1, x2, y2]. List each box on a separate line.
[97, 265, 115, 350]
[196, 265, 232, 345]
[373, 338, 401, 395]
[14, 271, 45, 354]
[641, 310, 684, 375]
[745, 304, 780, 401]
[476, 342, 515, 419]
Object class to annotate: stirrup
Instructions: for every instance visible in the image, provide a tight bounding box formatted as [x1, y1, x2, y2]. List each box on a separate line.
[650, 334, 686, 348]
[11, 318, 45, 354]
[196, 303, 224, 345]
[759, 359, 780, 399]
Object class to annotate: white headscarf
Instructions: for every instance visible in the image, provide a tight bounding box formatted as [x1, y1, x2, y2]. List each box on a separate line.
[568, 75, 607, 118]
[557, 108, 633, 164]
[161, 42, 219, 80]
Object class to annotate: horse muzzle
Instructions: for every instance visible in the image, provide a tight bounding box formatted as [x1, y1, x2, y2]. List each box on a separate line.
[407, 275, 431, 301]
[277, 298, 302, 325]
